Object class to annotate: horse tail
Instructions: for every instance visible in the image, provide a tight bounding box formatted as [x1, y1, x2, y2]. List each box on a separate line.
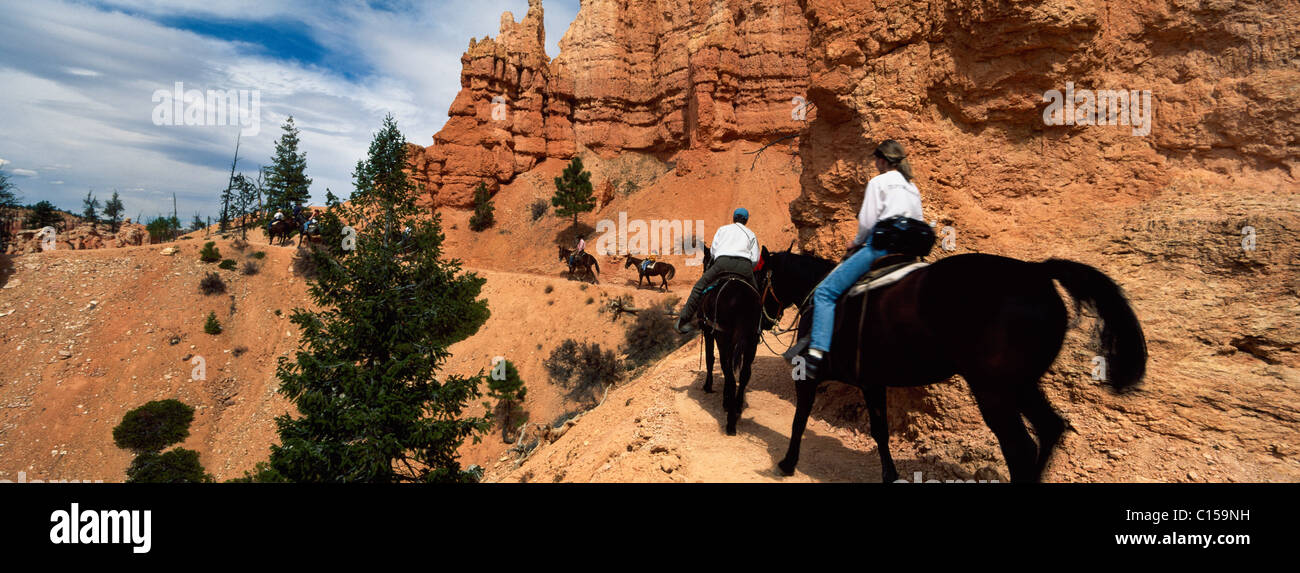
[665, 265, 675, 281]
[1040, 259, 1147, 392]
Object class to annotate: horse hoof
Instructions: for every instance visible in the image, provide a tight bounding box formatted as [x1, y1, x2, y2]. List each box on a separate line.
[725, 426, 737, 436]
[777, 460, 796, 476]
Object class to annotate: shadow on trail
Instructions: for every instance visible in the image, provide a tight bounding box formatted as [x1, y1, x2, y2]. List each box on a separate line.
[679, 353, 974, 482]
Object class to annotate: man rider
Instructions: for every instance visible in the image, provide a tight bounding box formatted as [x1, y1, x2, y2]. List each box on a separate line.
[675, 208, 760, 334]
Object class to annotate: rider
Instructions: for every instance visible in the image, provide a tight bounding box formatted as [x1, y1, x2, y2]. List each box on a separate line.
[291, 202, 303, 224]
[268, 209, 285, 235]
[794, 139, 924, 380]
[675, 207, 760, 334]
[571, 234, 586, 267]
[302, 210, 319, 235]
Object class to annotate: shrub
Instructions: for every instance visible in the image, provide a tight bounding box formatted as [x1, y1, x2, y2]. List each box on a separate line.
[224, 461, 288, 483]
[623, 297, 691, 368]
[199, 241, 221, 263]
[112, 399, 194, 454]
[199, 272, 226, 295]
[468, 182, 495, 232]
[544, 339, 623, 405]
[232, 345, 248, 357]
[544, 284, 554, 294]
[231, 238, 249, 251]
[241, 260, 260, 275]
[218, 258, 237, 270]
[126, 449, 213, 483]
[204, 311, 222, 335]
[529, 198, 548, 221]
[251, 251, 266, 259]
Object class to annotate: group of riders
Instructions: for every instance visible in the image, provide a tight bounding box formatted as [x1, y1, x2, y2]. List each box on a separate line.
[267, 202, 322, 243]
[642, 139, 924, 383]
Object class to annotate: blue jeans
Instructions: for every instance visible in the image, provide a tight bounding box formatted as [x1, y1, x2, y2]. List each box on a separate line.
[809, 236, 889, 353]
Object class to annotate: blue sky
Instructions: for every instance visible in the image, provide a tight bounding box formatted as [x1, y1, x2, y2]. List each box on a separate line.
[0, 0, 579, 222]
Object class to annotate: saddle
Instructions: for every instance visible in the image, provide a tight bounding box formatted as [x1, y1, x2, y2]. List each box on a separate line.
[698, 273, 757, 330]
[639, 258, 656, 273]
[844, 254, 928, 299]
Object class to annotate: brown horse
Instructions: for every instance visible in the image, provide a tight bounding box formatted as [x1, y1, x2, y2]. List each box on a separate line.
[267, 218, 298, 246]
[624, 254, 676, 290]
[558, 246, 600, 282]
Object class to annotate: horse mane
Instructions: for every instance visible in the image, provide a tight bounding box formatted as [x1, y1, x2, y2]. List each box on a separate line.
[772, 251, 835, 276]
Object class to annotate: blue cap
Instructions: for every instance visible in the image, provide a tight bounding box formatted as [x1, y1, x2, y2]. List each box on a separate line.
[733, 207, 749, 220]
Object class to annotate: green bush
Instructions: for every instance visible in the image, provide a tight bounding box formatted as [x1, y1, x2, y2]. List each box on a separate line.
[218, 258, 237, 270]
[622, 296, 691, 368]
[529, 198, 548, 221]
[112, 399, 194, 454]
[199, 241, 221, 263]
[126, 449, 213, 483]
[204, 311, 222, 335]
[544, 339, 622, 405]
[241, 260, 260, 275]
[487, 359, 528, 443]
[199, 272, 226, 295]
[251, 251, 266, 259]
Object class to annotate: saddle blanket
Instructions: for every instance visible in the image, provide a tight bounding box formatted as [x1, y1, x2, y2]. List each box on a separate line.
[846, 262, 928, 298]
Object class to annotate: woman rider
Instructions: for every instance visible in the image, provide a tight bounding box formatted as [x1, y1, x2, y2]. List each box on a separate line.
[795, 140, 924, 380]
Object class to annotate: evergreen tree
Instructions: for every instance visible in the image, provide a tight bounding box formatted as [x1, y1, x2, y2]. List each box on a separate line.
[268, 114, 490, 483]
[264, 117, 312, 215]
[82, 189, 100, 225]
[24, 200, 63, 230]
[487, 359, 527, 443]
[191, 212, 206, 232]
[103, 190, 124, 232]
[551, 156, 596, 226]
[468, 181, 495, 231]
[0, 169, 19, 249]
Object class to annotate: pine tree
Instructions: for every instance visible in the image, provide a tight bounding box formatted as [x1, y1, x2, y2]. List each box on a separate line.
[103, 190, 125, 232]
[82, 189, 100, 225]
[24, 200, 62, 230]
[487, 359, 527, 443]
[220, 134, 241, 232]
[268, 114, 491, 483]
[552, 156, 596, 226]
[468, 181, 495, 232]
[191, 213, 205, 232]
[264, 117, 312, 215]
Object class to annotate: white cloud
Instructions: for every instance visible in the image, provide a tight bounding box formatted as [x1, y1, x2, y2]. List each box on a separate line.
[0, 0, 581, 220]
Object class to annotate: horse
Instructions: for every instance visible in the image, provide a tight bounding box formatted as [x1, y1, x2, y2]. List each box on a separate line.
[693, 244, 774, 435]
[761, 250, 1147, 482]
[558, 245, 600, 282]
[267, 217, 299, 247]
[298, 220, 323, 248]
[624, 254, 676, 290]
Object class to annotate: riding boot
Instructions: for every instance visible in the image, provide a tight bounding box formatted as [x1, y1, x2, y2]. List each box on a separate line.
[797, 349, 826, 382]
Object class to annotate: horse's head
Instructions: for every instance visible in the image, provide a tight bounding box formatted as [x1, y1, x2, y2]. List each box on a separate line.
[762, 248, 834, 323]
[557, 245, 567, 260]
[624, 254, 634, 268]
[701, 243, 713, 270]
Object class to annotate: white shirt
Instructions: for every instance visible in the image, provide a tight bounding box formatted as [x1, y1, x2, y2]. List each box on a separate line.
[711, 222, 760, 263]
[853, 169, 923, 246]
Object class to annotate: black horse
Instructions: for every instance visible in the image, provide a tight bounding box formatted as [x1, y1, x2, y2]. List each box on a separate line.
[558, 246, 600, 282]
[267, 212, 304, 247]
[761, 250, 1147, 482]
[695, 245, 773, 435]
[624, 254, 676, 290]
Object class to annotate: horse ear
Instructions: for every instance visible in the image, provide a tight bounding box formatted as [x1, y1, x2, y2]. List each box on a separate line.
[761, 245, 770, 258]
[786, 238, 796, 253]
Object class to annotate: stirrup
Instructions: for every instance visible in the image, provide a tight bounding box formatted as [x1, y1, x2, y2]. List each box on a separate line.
[782, 336, 810, 362]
